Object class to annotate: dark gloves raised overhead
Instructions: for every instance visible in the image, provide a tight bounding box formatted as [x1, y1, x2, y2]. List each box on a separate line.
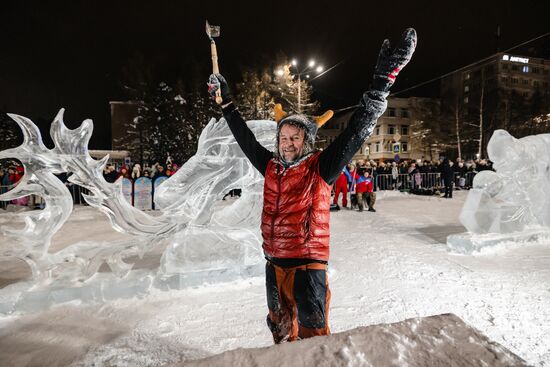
[372, 28, 417, 93]
[207, 73, 232, 105]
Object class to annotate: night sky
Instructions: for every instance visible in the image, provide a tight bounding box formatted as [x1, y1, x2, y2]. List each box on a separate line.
[1, 0, 549, 149]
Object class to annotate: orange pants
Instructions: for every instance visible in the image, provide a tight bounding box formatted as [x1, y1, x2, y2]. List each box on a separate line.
[265, 261, 331, 343]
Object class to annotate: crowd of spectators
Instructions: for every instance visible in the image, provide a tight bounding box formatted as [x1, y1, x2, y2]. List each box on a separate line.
[0, 161, 24, 189]
[102, 161, 180, 183]
[346, 158, 493, 178]
[0, 161, 27, 206]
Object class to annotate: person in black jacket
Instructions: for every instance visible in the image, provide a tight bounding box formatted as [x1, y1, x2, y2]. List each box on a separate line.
[207, 29, 416, 343]
[441, 158, 455, 198]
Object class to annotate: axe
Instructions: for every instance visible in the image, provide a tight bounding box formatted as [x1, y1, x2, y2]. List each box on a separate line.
[206, 20, 223, 104]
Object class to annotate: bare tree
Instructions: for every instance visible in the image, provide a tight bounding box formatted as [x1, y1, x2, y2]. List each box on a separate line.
[478, 71, 484, 158]
[454, 96, 462, 159]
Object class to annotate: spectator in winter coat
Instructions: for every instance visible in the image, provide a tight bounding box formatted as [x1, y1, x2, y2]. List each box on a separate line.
[391, 162, 399, 190]
[208, 29, 416, 343]
[333, 167, 350, 208]
[7, 166, 20, 185]
[454, 160, 467, 189]
[152, 165, 167, 181]
[354, 170, 376, 212]
[408, 162, 421, 188]
[166, 164, 174, 177]
[131, 164, 142, 180]
[117, 165, 131, 180]
[103, 165, 118, 183]
[150, 162, 161, 178]
[0, 168, 9, 194]
[441, 159, 454, 198]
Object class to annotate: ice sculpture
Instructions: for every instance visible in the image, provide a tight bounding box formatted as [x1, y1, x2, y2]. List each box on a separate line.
[447, 129, 550, 253]
[0, 109, 276, 313]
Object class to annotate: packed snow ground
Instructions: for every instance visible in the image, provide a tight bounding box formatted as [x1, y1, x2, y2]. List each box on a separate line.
[0, 190, 549, 366]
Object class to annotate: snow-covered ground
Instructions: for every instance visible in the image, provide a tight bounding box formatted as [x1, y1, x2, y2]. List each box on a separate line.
[0, 190, 549, 366]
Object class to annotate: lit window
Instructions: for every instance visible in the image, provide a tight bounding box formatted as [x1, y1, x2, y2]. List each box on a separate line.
[522, 66, 529, 73]
[465, 73, 471, 80]
[464, 85, 470, 92]
[464, 96, 469, 104]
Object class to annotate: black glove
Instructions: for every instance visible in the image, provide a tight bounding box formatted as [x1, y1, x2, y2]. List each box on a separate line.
[372, 28, 417, 93]
[207, 73, 232, 105]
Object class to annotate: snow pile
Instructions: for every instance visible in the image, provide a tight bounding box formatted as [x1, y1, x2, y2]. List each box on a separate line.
[178, 313, 526, 367]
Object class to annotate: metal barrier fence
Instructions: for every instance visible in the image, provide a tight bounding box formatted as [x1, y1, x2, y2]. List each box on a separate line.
[374, 172, 477, 192]
[1, 171, 479, 210]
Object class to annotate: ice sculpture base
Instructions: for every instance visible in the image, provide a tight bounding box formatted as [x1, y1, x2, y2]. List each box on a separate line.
[155, 262, 263, 290]
[447, 228, 550, 254]
[0, 270, 155, 315]
[0, 264, 264, 316]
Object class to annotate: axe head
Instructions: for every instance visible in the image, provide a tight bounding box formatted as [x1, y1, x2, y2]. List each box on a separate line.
[205, 20, 221, 40]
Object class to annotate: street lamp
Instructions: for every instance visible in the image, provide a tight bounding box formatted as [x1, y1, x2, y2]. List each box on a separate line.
[286, 58, 324, 113]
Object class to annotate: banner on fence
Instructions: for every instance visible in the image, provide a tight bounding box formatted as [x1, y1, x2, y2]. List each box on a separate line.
[121, 178, 133, 205]
[134, 177, 152, 210]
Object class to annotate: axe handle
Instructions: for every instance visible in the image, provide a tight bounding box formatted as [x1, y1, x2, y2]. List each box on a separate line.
[210, 42, 220, 74]
[210, 41, 222, 104]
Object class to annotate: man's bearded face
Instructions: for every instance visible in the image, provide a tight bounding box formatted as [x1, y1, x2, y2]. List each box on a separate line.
[278, 124, 305, 162]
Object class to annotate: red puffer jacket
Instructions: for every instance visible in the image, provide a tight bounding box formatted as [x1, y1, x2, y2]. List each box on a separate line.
[261, 152, 332, 261]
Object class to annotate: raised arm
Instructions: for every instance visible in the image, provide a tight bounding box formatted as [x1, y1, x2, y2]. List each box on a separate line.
[208, 74, 273, 176]
[319, 28, 417, 185]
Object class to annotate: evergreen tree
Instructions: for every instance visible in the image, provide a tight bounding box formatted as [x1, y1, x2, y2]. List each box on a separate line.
[409, 99, 452, 160]
[117, 52, 155, 164]
[271, 64, 319, 116]
[142, 82, 189, 165]
[185, 88, 219, 161]
[235, 68, 275, 121]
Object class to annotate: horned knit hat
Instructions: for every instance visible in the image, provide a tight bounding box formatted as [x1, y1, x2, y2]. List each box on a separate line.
[274, 104, 333, 146]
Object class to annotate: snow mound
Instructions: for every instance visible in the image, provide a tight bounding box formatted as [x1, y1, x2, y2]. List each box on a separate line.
[176, 313, 526, 367]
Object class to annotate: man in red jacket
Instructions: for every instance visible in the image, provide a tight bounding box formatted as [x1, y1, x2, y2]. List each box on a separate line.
[208, 29, 416, 343]
[333, 168, 350, 209]
[354, 170, 376, 212]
